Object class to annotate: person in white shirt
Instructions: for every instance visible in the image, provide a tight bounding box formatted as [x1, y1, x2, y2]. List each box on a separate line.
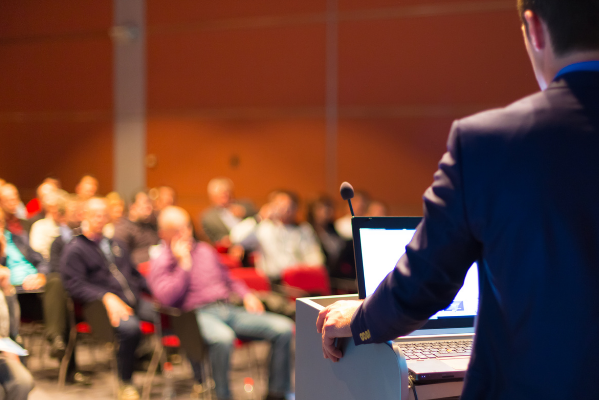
[231, 190, 325, 281]
[29, 189, 68, 261]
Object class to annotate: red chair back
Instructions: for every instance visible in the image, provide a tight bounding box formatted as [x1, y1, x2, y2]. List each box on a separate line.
[229, 268, 271, 292]
[137, 261, 151, 277]
[282, 265, 331, 299]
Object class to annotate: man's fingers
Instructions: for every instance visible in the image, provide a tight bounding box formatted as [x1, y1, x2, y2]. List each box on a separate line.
[323, 333, 343, 360]
[316, 307, 329, 333]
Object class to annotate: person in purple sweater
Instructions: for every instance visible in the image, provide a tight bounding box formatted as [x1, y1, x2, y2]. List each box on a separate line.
[149, 206, 293, 400]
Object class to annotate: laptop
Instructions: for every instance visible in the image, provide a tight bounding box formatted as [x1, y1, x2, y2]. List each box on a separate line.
[352, 216, 478, 382]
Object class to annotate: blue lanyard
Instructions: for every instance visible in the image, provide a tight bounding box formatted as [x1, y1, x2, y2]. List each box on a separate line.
[554, 61, 599, 80]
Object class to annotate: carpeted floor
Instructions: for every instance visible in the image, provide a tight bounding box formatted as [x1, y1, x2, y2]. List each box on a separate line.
[23, 334, 294, 400]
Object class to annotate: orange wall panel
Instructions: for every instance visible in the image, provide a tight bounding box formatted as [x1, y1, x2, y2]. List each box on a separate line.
[0, 38, 112, 112]
[147, 0, 326, 25]
[337, 117, 455, 216]
[338, 11, 537, 106]
[0, 0, 111, 38]
[146, 117, 327, 220]
[0, 120, 113, 200]
[147, 25, 326, 109]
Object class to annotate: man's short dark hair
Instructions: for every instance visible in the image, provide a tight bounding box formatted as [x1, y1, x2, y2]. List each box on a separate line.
[518, 0, 599, 56]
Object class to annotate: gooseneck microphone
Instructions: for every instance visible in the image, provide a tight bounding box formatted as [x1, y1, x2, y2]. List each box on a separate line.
[340, 181, 355, 217]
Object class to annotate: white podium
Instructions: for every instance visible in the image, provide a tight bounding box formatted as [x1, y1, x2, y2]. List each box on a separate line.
[295, 295, 464, 400]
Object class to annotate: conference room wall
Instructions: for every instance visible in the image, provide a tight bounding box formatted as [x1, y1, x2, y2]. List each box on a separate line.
[145, 1, 538, 221]
[0, 1, 539, 221]
[0, 0, 113, 198]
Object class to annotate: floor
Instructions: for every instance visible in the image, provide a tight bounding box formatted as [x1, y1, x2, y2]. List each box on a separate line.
[23, 333, 295, 400]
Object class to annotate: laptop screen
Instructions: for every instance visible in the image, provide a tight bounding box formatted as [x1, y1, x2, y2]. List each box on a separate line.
[352, 217, 479, 330]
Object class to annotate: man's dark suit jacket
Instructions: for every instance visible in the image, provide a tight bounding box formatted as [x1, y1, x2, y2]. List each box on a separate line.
[350, 70, 599, 400]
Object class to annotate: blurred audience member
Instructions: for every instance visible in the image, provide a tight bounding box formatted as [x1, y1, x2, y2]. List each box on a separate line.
[25, 178, 61, 221]
[0, 185, 30, 237]
[202, 178, 254, 245]
[334, 190, 370, 240]
[44, 195, 89, 384]
[149, 186, 176, 214]
[150, 206, 293, 400]
[306, 196, 345, 274]
[49, 195, 83, 274]
[61, 197, 152, 400]
[103, 192, 125, 239]
[75, 175, 98, 201]
[0, 267, 34, 400]
[367, 200, 388, 217]
[231, 191, 325, 281]
[0, 208, 47, 290]
[29, 189, 68, 261]
[114, 191, 159, 265]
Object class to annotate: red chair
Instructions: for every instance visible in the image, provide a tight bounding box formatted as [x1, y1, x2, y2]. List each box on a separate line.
[229, 268, 271, 292]
[137, 261, 151, 278]
[281, 265, 331, 300]
[218, 253, 243, 270]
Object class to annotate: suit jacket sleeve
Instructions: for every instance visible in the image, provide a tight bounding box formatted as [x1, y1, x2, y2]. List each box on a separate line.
[351, 121, 482, 345]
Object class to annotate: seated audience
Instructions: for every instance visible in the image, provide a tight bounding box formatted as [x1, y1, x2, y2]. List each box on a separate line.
[61, 197, 153, 400]
[0, 266, 34, 400]
[0, 208, 47, 290]
[334, 190, 369, 240]
[25, 178, 60, 221]
[149, 206, 293, 400]
[75, 175, 98, 201]
[0, 185, 31, 237]
[45, 195, 89, 384]
[306, 196, 346, 275]
[103, 192, 125, 239]
[230, 190, 325, 281]
[113, 191, 159, 265]
[30, 189, 68, 261]
[202, 178, 254, 245]
[367, 200, 388, 217]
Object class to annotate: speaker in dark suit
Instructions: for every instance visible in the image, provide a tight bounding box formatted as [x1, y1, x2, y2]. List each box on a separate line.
[317, 1, 599, 399]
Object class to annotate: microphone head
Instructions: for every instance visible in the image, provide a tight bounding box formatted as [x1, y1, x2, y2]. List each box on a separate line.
[339, 182, 355, 201]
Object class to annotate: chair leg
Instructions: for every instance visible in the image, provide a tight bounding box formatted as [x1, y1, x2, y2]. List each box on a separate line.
[107, 343, 120, 399]
[141, 340, 162, 400]
[58, 324, 77, 390]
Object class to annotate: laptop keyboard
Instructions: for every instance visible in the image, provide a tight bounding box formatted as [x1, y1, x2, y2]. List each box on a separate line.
[397, 340, 473, 360]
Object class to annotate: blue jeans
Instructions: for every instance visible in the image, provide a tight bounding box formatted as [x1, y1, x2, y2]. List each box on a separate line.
[193, 303, 293, 400]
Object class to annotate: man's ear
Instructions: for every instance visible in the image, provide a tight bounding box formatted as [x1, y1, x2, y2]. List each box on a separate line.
[523, 10, 546, 52]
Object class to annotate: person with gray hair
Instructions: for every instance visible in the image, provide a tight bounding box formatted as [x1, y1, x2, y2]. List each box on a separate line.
[151, 206, 293, 400]
[201, 178, 254, 245]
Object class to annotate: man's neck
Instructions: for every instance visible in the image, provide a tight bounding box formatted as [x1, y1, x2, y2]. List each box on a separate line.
[547, 50, 599, 82]
[82, 229, 102, 243]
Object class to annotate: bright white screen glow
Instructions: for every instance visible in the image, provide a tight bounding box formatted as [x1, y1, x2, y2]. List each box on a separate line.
[360, 228, 478, 319]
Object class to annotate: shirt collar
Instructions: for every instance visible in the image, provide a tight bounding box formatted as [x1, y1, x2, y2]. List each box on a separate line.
[554, 60, 599, 81]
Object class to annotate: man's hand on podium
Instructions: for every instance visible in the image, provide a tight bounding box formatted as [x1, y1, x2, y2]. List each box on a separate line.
[316, 300, 363, 363]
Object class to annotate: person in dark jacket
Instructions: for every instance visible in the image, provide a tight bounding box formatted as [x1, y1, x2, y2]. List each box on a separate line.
[113, 191, 159, 266]
[44, 195, 89, 384]
[61, 197, 153, 400]
[317, 1, 599, 399]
